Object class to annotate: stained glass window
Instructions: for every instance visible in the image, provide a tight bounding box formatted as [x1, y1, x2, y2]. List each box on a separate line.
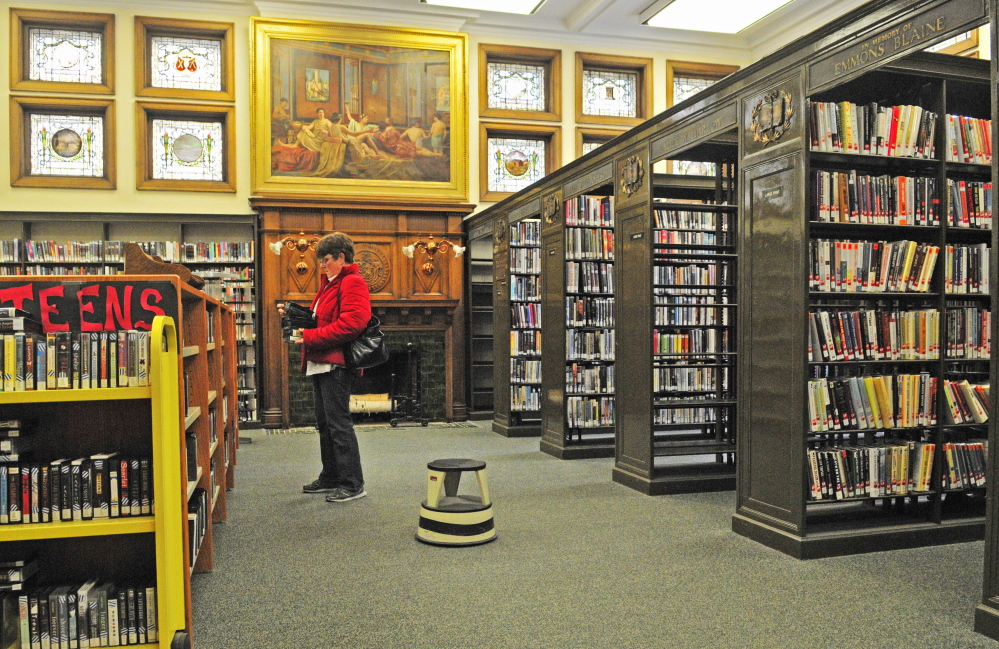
[487, 61, 545, 112]
[29, 27, 102, 84]
[925, 31, 974, 53]
[582, 69, 637, 118]
[672, 75, 721, 176]
[673, 75, 714, 104]
[150, 35, 223, 91]
[582, 141, 602, 156]
[487, 137, 545, 194]
[151, 118, 224, 181]
[29, 113, 104, 177]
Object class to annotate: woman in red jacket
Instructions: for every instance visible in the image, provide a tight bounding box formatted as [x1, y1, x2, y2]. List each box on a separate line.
[282, 232, 372, 502]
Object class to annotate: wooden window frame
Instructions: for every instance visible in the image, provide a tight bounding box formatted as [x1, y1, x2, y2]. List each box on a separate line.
[575, 52, 652, 127]
[9, 95, 116, 189]
[479, 43, 561, 122]
[135, 16, 236, 102]
[136, 101, 236, 193]
[10, 8, 115, 95]
[479, 121, 561, 202]
[665, 60, 739, 108]
[575, 126, 627, 159]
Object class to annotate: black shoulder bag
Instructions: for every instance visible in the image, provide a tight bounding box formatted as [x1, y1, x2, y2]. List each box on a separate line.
[345, 315, 389, 369]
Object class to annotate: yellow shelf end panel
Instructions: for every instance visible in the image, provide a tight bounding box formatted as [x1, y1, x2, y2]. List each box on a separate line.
[149, 316, 187, 648]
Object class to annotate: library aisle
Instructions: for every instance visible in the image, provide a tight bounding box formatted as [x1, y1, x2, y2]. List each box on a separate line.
[192, 421, 995, 649]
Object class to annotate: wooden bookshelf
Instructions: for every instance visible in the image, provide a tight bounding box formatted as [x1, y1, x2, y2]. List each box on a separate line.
[0, 314, 188, 648]
[541, 174, 617, 459]
[463, 214, 497, 421]
[975, 7, 999, 641]
[0, 274, 238, 645]
[0, 212, 260, 428]
[614, 159, 740, 495]
[733, 53, 991, 559]
[508, 216, 543, 434]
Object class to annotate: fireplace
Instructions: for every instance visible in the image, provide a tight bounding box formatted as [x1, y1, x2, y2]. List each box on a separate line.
[251, 196, 474, 428]
[286, 328, 447, 426]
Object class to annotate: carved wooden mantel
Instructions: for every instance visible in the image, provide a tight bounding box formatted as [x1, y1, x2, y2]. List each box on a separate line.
[250, 196, 476, 427]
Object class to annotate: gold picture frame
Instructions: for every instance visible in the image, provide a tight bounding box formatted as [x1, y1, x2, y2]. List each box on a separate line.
[9, 95, 116, 190]
[251, 18, 468, 202]
[136, 101, 236, 193]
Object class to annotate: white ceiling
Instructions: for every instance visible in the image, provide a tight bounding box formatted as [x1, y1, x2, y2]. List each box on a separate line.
[68, 0, 872, 61]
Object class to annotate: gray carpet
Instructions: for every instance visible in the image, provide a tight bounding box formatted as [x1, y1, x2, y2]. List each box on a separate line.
[191, 421, 997, 649]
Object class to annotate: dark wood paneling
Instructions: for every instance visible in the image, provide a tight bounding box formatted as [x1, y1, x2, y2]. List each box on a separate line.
[738, 152, 805, 532]
[615, 207, 653, 475]
[540, 234, 565, 447]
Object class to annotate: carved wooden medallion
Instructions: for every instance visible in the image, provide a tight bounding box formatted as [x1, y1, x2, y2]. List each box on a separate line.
[619, 155, 645, 196]
[354, 245, 391, 293]
[750, 89, 794, 146]
[542, 193, 561, 225]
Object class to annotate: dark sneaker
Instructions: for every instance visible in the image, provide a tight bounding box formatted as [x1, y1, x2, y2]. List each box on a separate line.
[302, 480, 337, 493]
[326, 487, 367, 502]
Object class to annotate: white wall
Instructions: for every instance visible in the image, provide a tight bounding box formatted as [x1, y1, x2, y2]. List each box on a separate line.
[0, 1, 749, 218]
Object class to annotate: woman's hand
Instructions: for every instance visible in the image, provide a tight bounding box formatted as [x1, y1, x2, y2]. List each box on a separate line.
[290, 328, 304, 344]
[277, 302, 286, 316]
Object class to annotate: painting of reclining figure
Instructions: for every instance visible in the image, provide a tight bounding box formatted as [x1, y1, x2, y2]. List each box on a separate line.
[269, 38, 453, 184]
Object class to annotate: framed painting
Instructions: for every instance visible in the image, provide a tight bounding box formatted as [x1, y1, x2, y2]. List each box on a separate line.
[251, 18, 468, 202]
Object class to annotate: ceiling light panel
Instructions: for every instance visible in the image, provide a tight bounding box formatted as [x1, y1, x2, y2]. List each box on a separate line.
[646, 0, 794, 33]
[422, 0, 546, 15]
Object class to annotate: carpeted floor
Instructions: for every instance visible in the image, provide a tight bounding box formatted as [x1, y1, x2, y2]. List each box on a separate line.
[191, 421, 997, 649]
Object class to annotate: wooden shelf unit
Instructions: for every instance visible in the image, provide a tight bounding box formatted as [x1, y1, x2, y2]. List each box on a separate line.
[540, 175, 617, 459]
[0, 274, 239, 645]
[733, 53, 992, 559]
[0, 212, 260, 429]
[975, 6, 999, 642]
[504, 215, 544, 437]
[0, 315, 188, 648]
[464, 215, 497, 421]
[614, 161, 740, 495]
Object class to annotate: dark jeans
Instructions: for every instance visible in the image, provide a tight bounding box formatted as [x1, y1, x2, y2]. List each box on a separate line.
[313, 367, 364, 491]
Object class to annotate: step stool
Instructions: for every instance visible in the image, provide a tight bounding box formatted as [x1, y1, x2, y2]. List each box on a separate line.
[416, 458, 496, 546]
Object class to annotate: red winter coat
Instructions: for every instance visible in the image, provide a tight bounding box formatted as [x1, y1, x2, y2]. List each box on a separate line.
[301, 263, 371, 368]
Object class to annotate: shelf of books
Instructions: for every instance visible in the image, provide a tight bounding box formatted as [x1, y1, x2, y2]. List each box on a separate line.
[464, 218, 496, 420]
[733, 53, 992, 559]
[507, 217, 543, 436]
[975, 20, 999, 642]
[0, 313, 188, 648]
[614, 160, 739, 495]
[541, 187, 617, 459]
[0, 274, 238, 645]
[0, 238, 260, 428]
[491, 199, 546, 438]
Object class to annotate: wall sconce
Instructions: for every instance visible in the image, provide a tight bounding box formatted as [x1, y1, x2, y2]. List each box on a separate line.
[268, 231, 320, 275]
[402, 234, 465, 275]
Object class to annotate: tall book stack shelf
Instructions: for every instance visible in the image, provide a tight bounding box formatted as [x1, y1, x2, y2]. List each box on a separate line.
[0, 238, 259, 428]
[975, 16, 999, 642]
[509, 219, 543, 433]
[734, 54, 993, 559]
[0, 275, 239, 645]
[0, 314, 189, 648]
[614, 165, 739, 495]
[541, 190, 617, 459]
[465, 222, 495, 419]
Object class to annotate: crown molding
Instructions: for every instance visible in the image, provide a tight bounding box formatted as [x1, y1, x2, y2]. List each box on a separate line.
[252, 0, 474, 30]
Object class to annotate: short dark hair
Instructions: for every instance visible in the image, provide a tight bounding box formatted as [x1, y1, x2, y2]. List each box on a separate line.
[316, 107, 325, 114]
[316, 232, 355, 264]
[279, 97, 288, 103]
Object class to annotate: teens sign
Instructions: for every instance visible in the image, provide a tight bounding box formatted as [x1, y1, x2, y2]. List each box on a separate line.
[0, 281, 178, 332]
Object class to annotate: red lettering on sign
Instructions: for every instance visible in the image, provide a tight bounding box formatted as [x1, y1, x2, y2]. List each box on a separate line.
[135, 288, 165, 330]
[39, 286, 70, 331]
[104, 285, 133, 330]
[77, 284, 103, 332]
[0, 284, 34, 310]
